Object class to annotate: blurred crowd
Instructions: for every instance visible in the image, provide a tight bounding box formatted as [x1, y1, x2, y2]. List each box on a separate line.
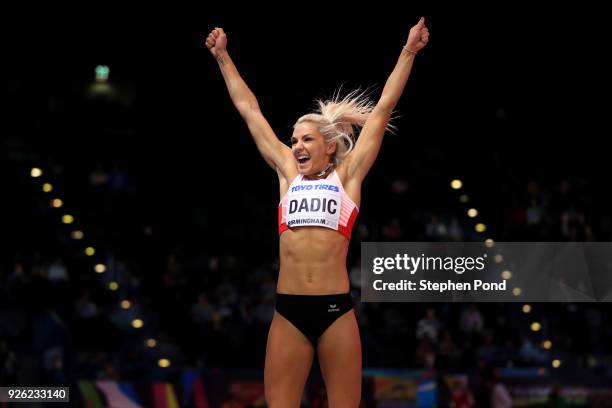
[2, 156, 611, 393]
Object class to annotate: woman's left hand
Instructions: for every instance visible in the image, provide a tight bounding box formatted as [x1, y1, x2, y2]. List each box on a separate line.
[405, 17, 430, 54]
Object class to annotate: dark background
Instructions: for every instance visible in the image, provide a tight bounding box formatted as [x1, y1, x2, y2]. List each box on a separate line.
[1, 3, 610, 404]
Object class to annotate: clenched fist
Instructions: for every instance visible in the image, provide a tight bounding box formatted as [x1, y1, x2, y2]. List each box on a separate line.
[405, 17, 429, 54]
[204, 27, 227, 58]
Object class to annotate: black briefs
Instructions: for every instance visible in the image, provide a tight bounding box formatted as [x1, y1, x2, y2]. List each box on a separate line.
[275, 292, 353, 346]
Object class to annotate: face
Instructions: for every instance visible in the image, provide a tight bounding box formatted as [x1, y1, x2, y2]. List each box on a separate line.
[291, 121, 336, 175]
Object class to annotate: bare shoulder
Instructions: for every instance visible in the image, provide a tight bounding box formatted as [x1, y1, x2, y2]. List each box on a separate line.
[336, 159, 361, 207]
[335, 159, 350, 185]
[277, 162, 299, 199]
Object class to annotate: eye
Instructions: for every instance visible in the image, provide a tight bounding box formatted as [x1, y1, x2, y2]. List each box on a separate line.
[290, 138, 297, 145]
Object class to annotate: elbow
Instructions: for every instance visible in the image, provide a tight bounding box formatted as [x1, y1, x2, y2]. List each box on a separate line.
[236, 101, 260, 118]
[375, 95, 397, 115]
[373, 101, 394, 117]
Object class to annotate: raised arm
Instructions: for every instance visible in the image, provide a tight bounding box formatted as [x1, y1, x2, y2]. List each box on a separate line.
[204, 28, 293, 177]
[346, 18, 430, 182]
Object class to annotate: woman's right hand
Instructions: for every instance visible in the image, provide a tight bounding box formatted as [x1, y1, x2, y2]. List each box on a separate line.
[204, 27, 227, 58]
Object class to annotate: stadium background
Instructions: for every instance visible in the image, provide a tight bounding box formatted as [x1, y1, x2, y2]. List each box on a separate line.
[1, 5, 609, 407]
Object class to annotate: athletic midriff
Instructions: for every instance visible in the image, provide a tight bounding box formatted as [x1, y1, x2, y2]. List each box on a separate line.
[278, 227, 350, 294]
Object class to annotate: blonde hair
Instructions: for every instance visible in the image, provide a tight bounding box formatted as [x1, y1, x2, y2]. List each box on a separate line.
[294, 89, 393, 166]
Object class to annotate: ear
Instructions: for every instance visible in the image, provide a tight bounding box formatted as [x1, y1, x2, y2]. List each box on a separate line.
[326, 140, 337, 156]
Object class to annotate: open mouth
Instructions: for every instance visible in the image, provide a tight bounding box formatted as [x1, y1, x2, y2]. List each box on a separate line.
[297, 156, 310, 165]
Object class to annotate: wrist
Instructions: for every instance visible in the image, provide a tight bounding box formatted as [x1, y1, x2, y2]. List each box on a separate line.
[402, 45, 417, 55]
[216, 50, 229, 66]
